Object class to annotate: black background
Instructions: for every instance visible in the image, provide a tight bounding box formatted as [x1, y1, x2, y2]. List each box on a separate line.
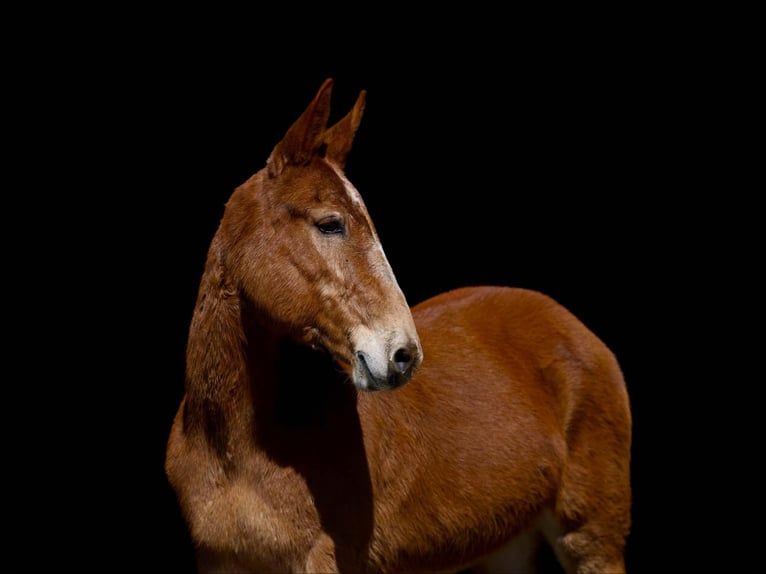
[8, 7, 756, 573]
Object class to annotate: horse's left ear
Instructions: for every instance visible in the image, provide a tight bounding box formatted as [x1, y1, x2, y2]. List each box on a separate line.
[267, 78, 334, 177]
[322, 89, 366, 169]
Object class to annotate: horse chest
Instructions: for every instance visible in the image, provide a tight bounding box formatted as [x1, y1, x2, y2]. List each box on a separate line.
[181, 448, 323, 570]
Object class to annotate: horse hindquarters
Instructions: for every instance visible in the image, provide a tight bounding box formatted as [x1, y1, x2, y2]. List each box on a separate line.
[548, 344, 632, 574]
[519, 294, 631, 574]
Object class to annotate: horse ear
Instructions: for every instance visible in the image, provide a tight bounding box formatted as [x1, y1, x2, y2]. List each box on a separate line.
[267, 78, 334, 177]
[322, 89, 366, 169]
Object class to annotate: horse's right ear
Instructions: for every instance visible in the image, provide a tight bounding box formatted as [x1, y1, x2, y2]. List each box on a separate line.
[267, 79, 334, 177]
[321, 89, 366, 170]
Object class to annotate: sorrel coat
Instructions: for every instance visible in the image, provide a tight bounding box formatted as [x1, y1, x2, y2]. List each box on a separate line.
[165, 78, 632, 574]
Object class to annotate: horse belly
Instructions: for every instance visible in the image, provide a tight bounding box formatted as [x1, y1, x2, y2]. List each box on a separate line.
[465, 509, 565, 574]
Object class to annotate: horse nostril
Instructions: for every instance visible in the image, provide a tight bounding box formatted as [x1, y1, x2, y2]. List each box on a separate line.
[393, 348, 413, 375]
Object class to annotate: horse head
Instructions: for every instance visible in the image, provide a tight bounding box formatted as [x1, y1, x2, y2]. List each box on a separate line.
[217, 78, 422, 391]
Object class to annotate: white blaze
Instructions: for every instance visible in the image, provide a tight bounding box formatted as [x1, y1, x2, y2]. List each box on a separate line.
[334, 166, 400, 285]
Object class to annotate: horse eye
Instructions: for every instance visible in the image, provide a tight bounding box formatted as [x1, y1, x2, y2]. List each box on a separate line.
[316, 219, 345, 235]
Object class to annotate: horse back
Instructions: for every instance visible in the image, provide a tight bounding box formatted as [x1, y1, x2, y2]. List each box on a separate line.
[410, 285, 628, 419]
[409, 285, 631, 462]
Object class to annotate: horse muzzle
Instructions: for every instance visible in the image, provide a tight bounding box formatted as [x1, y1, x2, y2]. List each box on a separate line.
[353, 339, 422, 391]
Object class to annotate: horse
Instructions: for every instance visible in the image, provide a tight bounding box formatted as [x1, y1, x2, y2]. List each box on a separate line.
[165, 78, 632, 574]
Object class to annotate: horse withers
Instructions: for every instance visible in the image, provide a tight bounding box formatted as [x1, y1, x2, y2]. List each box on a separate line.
[165, 78, 632, 574]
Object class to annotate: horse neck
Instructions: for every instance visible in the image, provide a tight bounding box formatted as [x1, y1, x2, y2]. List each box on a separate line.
[182, 233, 278, 450]
[182, 232, 359, 457]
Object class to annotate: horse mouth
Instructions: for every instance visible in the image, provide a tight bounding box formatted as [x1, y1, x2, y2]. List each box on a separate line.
[302, 325, 420, 392]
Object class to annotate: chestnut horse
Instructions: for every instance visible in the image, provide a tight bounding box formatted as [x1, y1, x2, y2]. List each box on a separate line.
[165, 79, 632, 574]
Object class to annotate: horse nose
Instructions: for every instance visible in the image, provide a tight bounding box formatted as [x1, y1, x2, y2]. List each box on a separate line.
[392, 347, 416, 375]
[352, 332, 422, 391]
[391, 342, 422, 382]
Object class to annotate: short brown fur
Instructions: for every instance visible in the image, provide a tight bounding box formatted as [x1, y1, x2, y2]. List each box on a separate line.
[165, 79, 632, 574]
